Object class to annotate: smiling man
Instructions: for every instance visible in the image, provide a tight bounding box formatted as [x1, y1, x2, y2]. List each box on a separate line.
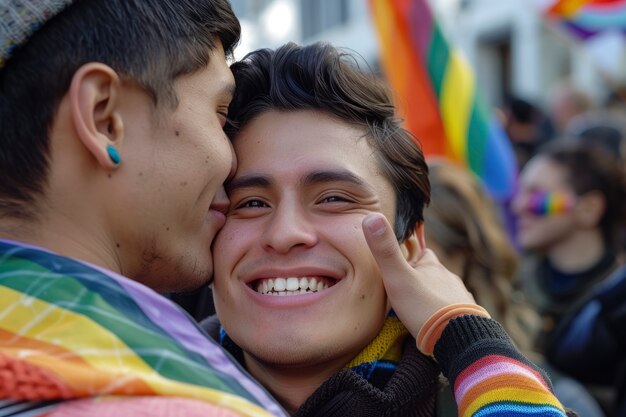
[206, 42, 575, 417]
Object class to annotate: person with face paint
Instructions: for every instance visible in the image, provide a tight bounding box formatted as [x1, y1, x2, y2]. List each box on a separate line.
[512, 140, 626, 413]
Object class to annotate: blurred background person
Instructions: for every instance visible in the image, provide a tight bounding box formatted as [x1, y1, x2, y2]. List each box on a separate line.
[502, 95, 555, 169]
[512, 140, 626, 413]
[424, 159, 539, 351]
[424, 158, 606, 417]
[546, 263, 626, 417]
[565, 111, 626, 163]
[548, 79, 594, 136]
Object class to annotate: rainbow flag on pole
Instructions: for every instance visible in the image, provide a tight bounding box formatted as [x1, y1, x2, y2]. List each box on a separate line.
[369, 0, 517, 201]
[544, 0, 626, 40]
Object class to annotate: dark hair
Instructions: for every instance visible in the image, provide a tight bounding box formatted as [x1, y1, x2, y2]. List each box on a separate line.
[541, 141, 626, 246]
[226, 42, 430, 241]
[0, 0, 240, 218]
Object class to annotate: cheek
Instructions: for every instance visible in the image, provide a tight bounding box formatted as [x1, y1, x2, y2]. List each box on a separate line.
[212, 224, 244, 276]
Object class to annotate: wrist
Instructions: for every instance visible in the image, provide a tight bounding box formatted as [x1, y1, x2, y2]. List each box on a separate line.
[416, 303, 490, 356]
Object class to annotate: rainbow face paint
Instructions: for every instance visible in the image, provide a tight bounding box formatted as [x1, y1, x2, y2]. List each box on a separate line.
[526, 190, 576, 216]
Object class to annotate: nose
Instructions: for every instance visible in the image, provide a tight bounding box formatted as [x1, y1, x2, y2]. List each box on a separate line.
[210, 186, 230, 214]
[262, 202, 318, 254]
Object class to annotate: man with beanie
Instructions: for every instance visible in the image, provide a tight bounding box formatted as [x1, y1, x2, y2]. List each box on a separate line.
[0, 1, 283, 416]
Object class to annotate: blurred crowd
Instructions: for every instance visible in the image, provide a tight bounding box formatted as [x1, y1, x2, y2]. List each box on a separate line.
[423, 80, 626, 417]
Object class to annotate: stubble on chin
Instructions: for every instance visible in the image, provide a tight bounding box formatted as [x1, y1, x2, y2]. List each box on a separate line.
[134, 239, 212, 293]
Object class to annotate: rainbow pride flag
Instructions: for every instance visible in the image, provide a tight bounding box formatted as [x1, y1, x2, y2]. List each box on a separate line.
[369, 0, 517, 201]
[544, 0, 626, 40]
[0, 239, 285, 417]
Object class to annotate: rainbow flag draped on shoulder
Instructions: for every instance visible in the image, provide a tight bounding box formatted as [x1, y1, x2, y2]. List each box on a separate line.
[544, 0, 626, 40]
[0, 239, 286, 417]
[369, 0, 517, 201]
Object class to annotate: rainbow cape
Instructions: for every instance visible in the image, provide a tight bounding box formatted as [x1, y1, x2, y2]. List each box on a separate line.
[0, 239, 286, 417]
[545, 0, 626, 40]
[369, 0, 517, 201]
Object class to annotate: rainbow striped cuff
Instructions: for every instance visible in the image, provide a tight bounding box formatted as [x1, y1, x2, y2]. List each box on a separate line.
[435, 315, 567, 417]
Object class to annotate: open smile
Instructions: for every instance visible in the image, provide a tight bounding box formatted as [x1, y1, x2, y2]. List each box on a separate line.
[250, 276, 336, 296]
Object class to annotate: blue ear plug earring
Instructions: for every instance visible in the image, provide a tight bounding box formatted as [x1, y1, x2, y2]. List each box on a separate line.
[106, 144, 121, 165]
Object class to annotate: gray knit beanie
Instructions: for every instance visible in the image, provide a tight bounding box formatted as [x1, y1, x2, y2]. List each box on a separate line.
[0, 0, 75, 69]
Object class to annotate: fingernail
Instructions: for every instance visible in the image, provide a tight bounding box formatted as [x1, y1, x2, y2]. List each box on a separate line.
[364, 215, 386, 236]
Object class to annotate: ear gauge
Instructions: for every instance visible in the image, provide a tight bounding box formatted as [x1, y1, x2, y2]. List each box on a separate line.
[106, 144, 121, 165]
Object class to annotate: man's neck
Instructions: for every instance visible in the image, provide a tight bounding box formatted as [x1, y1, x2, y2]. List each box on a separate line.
[0, 215, 122, 275]
[243, 352, 351, 415]
[547, 228, 607, 273]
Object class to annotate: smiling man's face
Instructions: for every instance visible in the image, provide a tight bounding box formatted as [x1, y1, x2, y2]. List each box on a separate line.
[213, 110, 414, 370]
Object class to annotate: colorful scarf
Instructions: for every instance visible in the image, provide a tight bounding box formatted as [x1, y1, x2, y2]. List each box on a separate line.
[0, 239, 286, 417]
[220, 312, 409, 388]
[343, 312, 408, 385]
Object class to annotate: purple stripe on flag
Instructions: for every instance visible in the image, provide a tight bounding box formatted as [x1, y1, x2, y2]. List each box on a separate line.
[408, 0, 434, 57]
[563, 21, 599, 39]
[101, 268, 287, 417]
[0, 238, 286, 415]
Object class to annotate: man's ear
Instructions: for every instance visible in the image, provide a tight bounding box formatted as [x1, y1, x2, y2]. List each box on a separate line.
[400, 223, 426, 267]
[575, 191, 606, 229]
[69, 63, 124, 170]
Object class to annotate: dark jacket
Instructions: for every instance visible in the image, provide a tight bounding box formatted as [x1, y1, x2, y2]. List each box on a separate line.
[547, 264, 626, 416]
[202, 315, 444, 417]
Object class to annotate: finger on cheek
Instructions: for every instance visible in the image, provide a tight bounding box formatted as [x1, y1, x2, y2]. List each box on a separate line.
[363, 214, 386, 237]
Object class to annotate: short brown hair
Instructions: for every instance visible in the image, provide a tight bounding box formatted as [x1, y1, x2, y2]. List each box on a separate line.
[226, 42, 430, 241]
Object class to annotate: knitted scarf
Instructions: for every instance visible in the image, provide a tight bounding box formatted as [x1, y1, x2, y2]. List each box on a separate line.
[343, 313, 409, 387]
[219, 313, 409, 388]
[0, 239, 285, 417]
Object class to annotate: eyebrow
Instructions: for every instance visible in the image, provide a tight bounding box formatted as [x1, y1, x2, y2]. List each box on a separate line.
[226, 169, 374, 194]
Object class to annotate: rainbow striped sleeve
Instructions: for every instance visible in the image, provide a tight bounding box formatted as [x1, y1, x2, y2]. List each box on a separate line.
[434, 315, 569, 417]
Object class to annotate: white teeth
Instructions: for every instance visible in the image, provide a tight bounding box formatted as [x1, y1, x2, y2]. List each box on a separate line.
[299, 278, 308, 290]
[286, 277, 300, 291]
[274, 278, 286, 291]
[253, 276, 333, 296]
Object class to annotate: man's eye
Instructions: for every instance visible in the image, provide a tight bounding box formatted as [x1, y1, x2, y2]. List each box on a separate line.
[320, 195, 350, 204]
[217, 111, 228, 127]
[237, 199, 268, 209]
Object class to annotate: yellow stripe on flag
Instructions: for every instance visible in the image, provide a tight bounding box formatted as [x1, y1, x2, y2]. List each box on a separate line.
[550, 0, 590, 18]
[440, 49, 474, 165]
[0, 286, 273, 417]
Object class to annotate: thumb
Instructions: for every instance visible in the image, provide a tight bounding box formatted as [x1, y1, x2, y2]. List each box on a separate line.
[362, 213, 410, 286]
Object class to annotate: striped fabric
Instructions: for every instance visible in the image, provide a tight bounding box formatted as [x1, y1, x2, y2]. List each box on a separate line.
[544, 0, 626, 40]
[369, 0, 517, 202]
[0, 239, 286, 417]
[343, 313, 408, 382]
[438, 316, 568, 417]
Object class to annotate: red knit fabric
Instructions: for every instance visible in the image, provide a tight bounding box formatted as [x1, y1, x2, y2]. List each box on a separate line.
[0, 354, 74, 400]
